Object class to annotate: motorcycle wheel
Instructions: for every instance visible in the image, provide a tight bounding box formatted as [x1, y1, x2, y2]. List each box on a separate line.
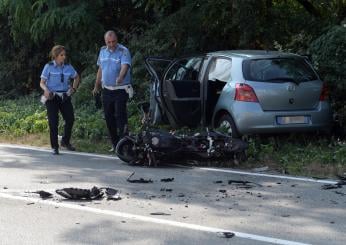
[115, 137, 138, 163]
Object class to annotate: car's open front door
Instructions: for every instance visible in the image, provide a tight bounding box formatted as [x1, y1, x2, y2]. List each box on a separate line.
[161, 56, 204, 127]
[144, 57, 174, 125]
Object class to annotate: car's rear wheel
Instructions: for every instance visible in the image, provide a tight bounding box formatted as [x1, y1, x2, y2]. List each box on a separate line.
[217, 114, 240, 138]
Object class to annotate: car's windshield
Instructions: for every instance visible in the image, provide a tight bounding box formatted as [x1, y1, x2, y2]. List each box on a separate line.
[243, 58, 318, 83]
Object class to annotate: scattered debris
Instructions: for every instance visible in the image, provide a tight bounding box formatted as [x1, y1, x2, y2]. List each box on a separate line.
[101, 187, 121, 200]
[218, 232, 235, 239]
[178, 193, 185, 197]
[3, 187, 8, 189]
[161, 178, 174, 182]
[26, 202, 35, 205]
[127, 172, 153, 183]
[56, 186, 104, 200]
[26, 190, 53, 199]
[219, 190, 227, 193]
[160, 188, 173, 192]
[281, 214, 290, 218]
[228, 180, 261, 189]
[213, 180, 223, 184]
[321, 180, 346, 190]
[150, 212, 171, 216]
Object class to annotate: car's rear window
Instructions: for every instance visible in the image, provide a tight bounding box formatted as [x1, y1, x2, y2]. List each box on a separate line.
[242, 58, 318, 83]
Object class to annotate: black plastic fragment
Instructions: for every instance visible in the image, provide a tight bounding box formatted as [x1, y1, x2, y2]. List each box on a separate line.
[26, 190, 53, 199]
[127, 172, 153, 183]
[161, 178, 174, 182]
[56, 186, 104, 200]
[321, 180, 346, 190]
[219, 232, 235, 238]
[214, 181, 223, 184]
[150, 212, 171, 216]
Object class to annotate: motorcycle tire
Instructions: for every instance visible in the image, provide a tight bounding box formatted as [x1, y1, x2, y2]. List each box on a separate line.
[115, 137, 138, 163]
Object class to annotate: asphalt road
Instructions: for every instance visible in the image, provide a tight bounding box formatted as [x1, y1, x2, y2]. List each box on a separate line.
[0, 144, 345, 245]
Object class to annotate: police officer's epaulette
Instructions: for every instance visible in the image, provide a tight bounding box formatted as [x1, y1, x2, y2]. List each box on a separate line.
[48, 61, 54, 65]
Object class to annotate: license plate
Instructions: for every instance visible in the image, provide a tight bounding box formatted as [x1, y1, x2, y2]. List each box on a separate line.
[276, 116, 310, 125]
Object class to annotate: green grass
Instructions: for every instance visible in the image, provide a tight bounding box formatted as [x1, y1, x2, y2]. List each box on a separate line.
[1, 95, 345, 177]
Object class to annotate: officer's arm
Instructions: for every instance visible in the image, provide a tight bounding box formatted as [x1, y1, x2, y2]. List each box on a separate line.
[40, 79, 51, 98]
[93, 67, 102, 95]
[72, 74, 80, 92]
[116, 64, 129, 85]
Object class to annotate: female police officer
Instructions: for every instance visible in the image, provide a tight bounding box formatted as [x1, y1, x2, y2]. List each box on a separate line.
[40, 45, 80, 155]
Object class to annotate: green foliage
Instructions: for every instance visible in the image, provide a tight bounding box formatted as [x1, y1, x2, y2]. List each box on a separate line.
[247, 134, 346, 176]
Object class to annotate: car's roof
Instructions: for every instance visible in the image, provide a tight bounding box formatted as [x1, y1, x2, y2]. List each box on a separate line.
[208, 50, 302, 59]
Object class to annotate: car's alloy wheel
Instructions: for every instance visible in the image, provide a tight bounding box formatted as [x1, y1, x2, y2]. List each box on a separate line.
[217, 114, 240, 138]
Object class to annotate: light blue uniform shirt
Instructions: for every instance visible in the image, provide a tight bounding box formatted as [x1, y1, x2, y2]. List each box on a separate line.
[97, 44, 131, 86]
[40, 61, 78, 92]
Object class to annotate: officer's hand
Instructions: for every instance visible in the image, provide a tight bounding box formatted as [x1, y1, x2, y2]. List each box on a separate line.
[92, 87, 100, 96]
[67, 88, 76, 96]
[116, 77, 123, 85]
[44, 90, 52, 99]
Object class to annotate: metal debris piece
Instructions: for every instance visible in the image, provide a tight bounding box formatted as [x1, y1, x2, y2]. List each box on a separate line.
[150, 212, 171, 216]
[160, 188, 173, 192]
[219, 190, 227, 193]
[127, 172, 153, 183]
[56, 186, 104, 200]
[161, 178, 174, 182]
[213, 181, 223, 184]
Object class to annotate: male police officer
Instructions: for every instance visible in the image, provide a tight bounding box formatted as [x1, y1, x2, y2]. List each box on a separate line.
[92, 31, 132, 152]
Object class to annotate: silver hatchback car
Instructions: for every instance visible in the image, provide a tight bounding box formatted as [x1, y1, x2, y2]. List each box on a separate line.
[145, 50, 332, 137]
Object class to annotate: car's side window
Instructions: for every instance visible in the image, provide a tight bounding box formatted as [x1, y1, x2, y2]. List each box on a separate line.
[207, 58, 232, 82]
[165, 57, 203, 81]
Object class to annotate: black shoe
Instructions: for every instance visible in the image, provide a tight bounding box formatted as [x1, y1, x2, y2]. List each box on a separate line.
[61, 141, 76, 151]
[52, 148, 59, 155]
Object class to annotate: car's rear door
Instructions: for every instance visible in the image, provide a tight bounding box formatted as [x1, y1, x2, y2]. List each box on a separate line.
[161, 56, 205, 127]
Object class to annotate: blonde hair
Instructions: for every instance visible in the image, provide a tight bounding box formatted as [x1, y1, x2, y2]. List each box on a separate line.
[50, 45, 66, 60]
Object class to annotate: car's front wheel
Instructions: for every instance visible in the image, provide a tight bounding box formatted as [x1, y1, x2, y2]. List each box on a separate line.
[217, 114, 240, 138]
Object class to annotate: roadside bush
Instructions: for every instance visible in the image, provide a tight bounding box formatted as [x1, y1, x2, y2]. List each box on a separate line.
[309, 24, 346, 135]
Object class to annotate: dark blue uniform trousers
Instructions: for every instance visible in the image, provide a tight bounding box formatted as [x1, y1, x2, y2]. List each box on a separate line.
[102, 88, 129, 147]
[46, 95, 74, 149]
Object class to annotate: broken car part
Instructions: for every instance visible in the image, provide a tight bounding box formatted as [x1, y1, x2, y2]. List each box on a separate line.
[127, 172, 153, 183]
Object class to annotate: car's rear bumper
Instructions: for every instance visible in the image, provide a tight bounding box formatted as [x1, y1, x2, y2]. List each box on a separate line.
[223, 101, 332, 135]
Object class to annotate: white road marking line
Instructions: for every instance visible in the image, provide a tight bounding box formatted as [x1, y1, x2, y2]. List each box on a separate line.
[0, 143, 118, 160]
[0, 192, 310, 245]
[200, 168, 338, 184]
[0, 144, 338, 184]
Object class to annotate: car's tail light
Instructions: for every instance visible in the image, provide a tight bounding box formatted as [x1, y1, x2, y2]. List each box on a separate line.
[235, 83, 259, 102]
[319, 82, 329, 101]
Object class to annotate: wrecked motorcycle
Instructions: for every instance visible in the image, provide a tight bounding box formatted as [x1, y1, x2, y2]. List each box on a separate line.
[115, 103, 248, 166]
